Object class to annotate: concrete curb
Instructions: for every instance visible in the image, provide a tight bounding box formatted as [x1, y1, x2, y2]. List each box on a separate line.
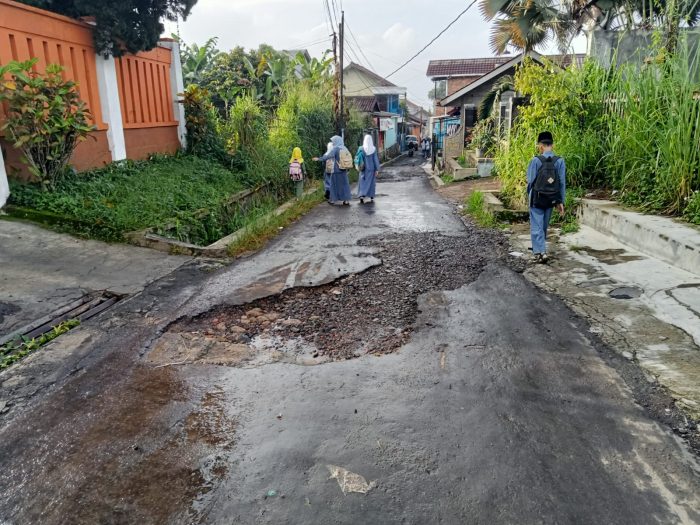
[578, 199, 700, 276]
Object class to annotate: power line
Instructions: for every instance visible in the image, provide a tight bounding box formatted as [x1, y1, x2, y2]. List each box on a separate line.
[385, 0, 478, 79]
[345, 22, 376, 72]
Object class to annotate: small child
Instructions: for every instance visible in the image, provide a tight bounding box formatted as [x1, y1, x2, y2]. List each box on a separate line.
[526, 131, 566, 264]
[289, 147, 306, 198]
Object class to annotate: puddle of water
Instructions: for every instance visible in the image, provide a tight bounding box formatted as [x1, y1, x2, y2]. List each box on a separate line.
[577, 247, 643, 265]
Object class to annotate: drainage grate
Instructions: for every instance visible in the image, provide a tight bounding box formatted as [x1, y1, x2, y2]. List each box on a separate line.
[0, 292, 123, 347]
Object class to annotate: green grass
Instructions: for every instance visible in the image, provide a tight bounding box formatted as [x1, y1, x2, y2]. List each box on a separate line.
[457, 154, 476, 168]
[441, 174, 455, 185]
[465, 191, 498, 228]
[227, 183, 324, 257]
[1, 319, 80, 370]
[8, 154, 285, 244]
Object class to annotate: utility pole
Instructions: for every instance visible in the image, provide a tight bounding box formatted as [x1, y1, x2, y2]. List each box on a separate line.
[332, 29, 339, 133]
[339, 10, 345, 138]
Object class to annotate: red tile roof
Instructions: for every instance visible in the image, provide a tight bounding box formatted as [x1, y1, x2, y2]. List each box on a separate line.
[427, 54, 586, 78]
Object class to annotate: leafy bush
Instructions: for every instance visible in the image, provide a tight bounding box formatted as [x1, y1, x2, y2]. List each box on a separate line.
[182, 84, 228, 162]
[495, 58, 608, 207]
[0, 60, 94, 189]
[683, 191, 700, 224]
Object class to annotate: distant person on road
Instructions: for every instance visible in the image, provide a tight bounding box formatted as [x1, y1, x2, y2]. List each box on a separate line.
[356, 134, 381, 204]
[422, 137, 431, 159]
[323, 141, 333, 201]
[527, 131, 566, 264]
[289, 147, 306, 198]
[313, 135, 352, 206]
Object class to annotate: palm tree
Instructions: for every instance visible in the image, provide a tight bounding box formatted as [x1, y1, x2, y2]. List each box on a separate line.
[480, 0, 573, 54]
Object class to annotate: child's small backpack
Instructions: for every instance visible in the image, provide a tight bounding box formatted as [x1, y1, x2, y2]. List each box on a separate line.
[338, 147, 354, 171]
[531, 155, 561, 209]
[354, 148, 366, 172]
[289, 160, 303, 181]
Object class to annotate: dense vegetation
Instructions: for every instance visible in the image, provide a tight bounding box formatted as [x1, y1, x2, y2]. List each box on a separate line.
[495, 39, 700, 225]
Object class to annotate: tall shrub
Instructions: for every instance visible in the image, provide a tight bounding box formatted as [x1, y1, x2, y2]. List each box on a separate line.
[0, 60, 94, 189]
[270, 80, 335, 178]
[495, 58, 609, 205]
[604, 40, 700, 214]
[182, 84, 228, 163]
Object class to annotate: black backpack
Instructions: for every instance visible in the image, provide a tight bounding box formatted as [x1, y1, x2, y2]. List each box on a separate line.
[531, 155, 561, 209]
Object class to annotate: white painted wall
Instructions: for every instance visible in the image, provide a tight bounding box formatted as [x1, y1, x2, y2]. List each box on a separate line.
[160, 40, 187, 149]
[0, 146, 9, 209]
[95, 54, 127, 161]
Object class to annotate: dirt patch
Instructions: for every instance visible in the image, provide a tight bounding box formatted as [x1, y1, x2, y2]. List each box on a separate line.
[167, 229, 525, 362]
[1, 366, 235, 524]
[436, 177, 501, 204]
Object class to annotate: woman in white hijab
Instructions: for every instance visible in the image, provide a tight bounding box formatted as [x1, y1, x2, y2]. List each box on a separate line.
[323, 141, 333, 201]
[356, 134, 381, 204]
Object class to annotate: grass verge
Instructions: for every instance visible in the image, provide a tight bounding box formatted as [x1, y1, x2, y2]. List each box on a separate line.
[227, 183, 325, 257]
[7, 154, 278, 244]
[465, 191, 499, 228]
[1, 319, 80, 370]
[441, 174, 455, 185]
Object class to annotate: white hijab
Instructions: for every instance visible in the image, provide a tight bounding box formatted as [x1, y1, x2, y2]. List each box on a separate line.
[326, 142, 334, 154]
[362, 134, 376, 156]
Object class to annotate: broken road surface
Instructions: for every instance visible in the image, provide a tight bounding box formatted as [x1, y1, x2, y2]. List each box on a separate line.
[0, 157, 699, 524]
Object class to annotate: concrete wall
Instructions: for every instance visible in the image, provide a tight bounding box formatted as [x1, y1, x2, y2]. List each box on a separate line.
[590, 28, 700, 72]
[344, 69, 374, 97]
[0, 0, 186, 190]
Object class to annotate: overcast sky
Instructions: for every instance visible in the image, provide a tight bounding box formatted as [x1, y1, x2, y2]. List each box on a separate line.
[165, 0, 586, 110]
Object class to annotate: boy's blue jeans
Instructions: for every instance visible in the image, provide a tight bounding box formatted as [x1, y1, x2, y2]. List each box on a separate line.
[530, 206, 553, 254]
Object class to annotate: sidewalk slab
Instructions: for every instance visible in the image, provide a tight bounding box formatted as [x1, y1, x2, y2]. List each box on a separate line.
[0, 219, 190, 337]
[578, 199, 700, 276]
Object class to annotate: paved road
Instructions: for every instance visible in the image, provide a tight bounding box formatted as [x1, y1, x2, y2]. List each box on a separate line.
[0, 157, 698, 524]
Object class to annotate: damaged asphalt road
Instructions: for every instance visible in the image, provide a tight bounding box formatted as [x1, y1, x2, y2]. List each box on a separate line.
[0, 156, 699, 524]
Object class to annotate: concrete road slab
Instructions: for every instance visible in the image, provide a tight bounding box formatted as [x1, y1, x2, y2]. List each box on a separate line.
[0, 219, 190, 336]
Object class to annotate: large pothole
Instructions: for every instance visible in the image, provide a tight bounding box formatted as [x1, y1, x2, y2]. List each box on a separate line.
[151, 228, 524, 367]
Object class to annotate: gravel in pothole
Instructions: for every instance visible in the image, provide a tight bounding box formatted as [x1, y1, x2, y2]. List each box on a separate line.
[172, 226, 524, 360]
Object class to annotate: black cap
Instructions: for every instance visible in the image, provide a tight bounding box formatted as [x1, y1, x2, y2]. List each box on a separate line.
[538, 131, 553, 145]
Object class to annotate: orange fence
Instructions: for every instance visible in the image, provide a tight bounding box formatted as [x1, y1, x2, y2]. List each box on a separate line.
[0, 0, 183, 176]
[0, 0, 105, 129]
[116, 47, 177, 129]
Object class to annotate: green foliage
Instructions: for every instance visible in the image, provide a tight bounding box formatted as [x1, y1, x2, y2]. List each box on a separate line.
[495, 58, 608, 207]
[1, 319, 80, 370]
[0, 60, 94, 190]
[182, 84, 228, 163]
[549, 188, 582, 233]
[177, 36, 220, 86]
[344, 108, 374, 155]
[471, 117, 499, 157]
[225, 96, 268, 157]
[603, 41, 700, 214]
[466, 191, 498, 227]
[270, 80, 335, 180]
[495, 44, 700, 220]
[684, 191, 700, 224]
[18, 0, 197, 56]
[8, 155, 250, 243]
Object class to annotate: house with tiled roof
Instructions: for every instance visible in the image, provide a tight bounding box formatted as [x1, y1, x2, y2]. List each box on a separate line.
[426, 51, 586, 159]
[344, 62, 407, 158]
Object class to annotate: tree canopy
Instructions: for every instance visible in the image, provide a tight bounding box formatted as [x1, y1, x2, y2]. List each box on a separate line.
[18, 0, 197, 56]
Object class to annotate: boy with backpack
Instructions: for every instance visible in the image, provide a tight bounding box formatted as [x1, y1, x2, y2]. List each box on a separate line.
[527, 131, 566, 264]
